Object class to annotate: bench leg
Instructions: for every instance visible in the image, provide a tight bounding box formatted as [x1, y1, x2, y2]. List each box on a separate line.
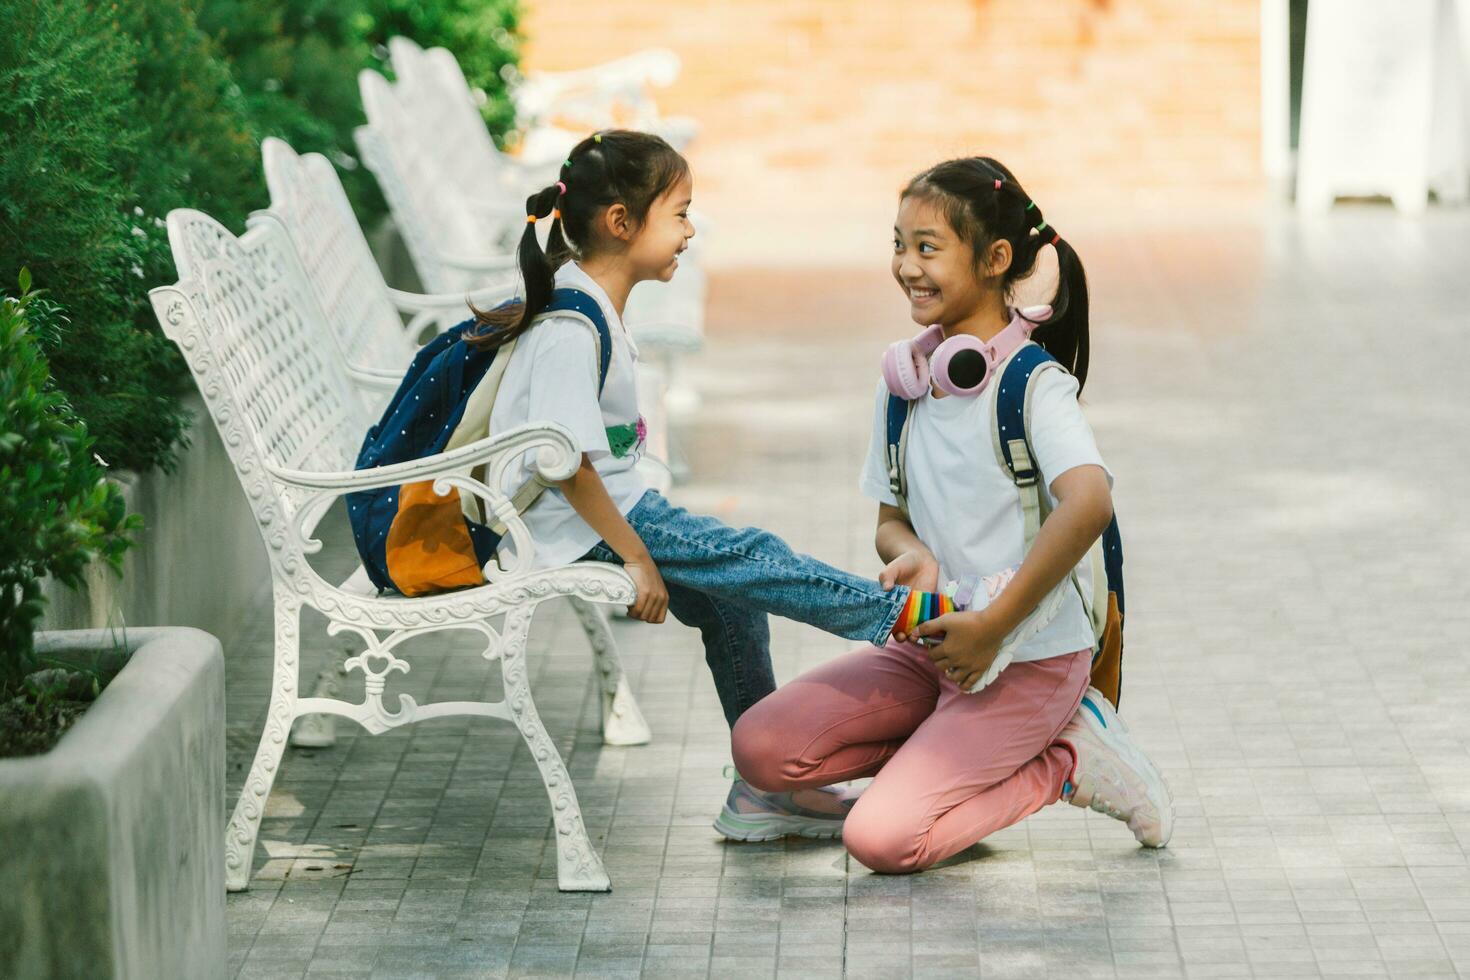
[289, 667, 343, 748]
[568, 596, 651, 747]
[225, 592, 300, 892]
[501, 605, 611, 892]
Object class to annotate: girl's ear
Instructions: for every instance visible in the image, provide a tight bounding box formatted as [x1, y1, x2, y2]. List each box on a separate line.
[602, 202, 632, 242]
[982, 238, 1013, 280]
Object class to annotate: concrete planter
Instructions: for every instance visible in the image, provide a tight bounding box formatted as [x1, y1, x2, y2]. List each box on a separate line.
[0, 627, 226, 980]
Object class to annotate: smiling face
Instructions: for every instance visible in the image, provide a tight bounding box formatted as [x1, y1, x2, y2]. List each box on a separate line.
[891, 195, 991, 329]
[626, 172, 695, 283]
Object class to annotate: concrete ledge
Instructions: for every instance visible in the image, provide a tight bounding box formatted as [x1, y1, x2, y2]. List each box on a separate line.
[40, 392, 270, 646]
[0, 627, 226, 980]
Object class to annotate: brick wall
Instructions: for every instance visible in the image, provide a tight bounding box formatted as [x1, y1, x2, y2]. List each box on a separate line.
[523, 0, 1262, 265]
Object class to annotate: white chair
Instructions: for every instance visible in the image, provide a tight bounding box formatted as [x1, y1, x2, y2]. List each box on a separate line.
[388, 36, 696, 163]
[506, 46, 699, 155]
[151, 208, 650, 894]
[251, 138, 526, 749]
[254, 137, 675, 494]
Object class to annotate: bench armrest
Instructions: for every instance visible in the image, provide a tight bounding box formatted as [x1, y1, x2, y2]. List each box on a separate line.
[267, 421, 582, 579]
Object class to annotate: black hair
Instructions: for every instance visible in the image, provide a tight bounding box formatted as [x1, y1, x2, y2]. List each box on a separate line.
[902, 157, 1091, 392]
[468, 129, 690, 348]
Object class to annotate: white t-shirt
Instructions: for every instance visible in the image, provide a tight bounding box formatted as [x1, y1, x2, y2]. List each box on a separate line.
[859, 350, 1112, 662]
[489, 262, 648, 569]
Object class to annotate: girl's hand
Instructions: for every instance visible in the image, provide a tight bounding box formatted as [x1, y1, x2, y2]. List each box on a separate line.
[624, 559, 668, 624]
[879, 548, 940, 593]
[881, 549, 940, 643]
[914, 610, 1005, 690]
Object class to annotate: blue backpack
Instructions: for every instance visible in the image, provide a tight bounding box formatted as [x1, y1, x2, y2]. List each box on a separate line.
[884, 342, 1127, 706]
[348, 288, 611, 596]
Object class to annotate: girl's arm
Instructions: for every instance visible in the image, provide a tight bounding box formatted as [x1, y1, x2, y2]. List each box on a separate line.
[875, 503, 940, 640]
[915, 464, 1113, 688]
[875, 502, 930, 566]
[556, 454, 668, 623]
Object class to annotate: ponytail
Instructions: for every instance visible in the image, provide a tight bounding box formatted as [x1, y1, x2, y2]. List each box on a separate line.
[1032, 235, 1090, 390]
[901, 157, 1093, 393]
[467, 184, 562, 345]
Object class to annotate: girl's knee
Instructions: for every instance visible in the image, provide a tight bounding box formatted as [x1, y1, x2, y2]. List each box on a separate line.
[842, 803, 927, 875]
[731, 709, 809, 791]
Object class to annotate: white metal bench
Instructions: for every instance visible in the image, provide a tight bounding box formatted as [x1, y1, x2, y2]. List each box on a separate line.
[151, 207, 650, 894]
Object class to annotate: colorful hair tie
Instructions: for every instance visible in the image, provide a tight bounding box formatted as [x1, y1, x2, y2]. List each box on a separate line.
[593, 133, 602, 144]
[551, 208, 561, 221]
[526, 214, 537, 224]
[1025, 200, 1037, 211]
[564, 159, 572, 168]
[994, 178, 1002, 190]
[1034, 220, 1048, 233]
[1050, 232, 1060, 245]
[556, 181, 567, 195]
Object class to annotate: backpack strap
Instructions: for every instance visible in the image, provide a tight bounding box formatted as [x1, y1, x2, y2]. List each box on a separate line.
[884, 392, 915, 515]
[992, 341, 1114, 642]
[990, 342, 1064, 552]
[540, 287, 613, 396]
[482, 287, 616, 534]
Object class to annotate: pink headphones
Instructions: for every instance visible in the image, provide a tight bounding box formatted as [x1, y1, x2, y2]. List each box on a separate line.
[881, 305, 1052, 400]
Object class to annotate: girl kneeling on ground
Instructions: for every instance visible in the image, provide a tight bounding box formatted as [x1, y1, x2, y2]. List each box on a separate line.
[729, 157, 1174, 873]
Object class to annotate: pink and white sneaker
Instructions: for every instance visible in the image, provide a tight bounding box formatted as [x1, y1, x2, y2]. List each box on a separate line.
[712, 769, 858, 842]
[1057, 687, 1174, 847]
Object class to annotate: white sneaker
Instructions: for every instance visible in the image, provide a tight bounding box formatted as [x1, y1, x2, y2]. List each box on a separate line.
[289, 669, 343, 748]
[712, 774, 856, 842]
[1057, 687, 1173, 847]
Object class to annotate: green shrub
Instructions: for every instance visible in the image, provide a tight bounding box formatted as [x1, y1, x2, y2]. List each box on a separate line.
[354, 0, 522, 143]
[0, 0, 523, 473]
[0, 0, 237, 473]
[105, 0, 265, 465]
[196, 0, 525, 227]
[198, 0, 388, 223]
[113, 0, 264, 225]
[0, 273, 140, 692]
[0, 1, 135, 314]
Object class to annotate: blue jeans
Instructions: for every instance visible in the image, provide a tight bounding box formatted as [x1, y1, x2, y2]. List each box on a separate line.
[581, 491, 910, 727]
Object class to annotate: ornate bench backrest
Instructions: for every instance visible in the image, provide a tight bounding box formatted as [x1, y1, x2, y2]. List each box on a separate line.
[356, 69, 486, 294]
[259, 138, 417, 375]
[387, 38, 505, 200]
[158, 210, 366, 505]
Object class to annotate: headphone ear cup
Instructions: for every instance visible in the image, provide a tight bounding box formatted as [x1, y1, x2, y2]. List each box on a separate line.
[882, 339, 930, 400]
[930, 336, 991, 398]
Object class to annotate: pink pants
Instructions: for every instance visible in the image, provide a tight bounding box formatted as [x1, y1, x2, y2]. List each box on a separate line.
[731, 641, 1091, 874]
